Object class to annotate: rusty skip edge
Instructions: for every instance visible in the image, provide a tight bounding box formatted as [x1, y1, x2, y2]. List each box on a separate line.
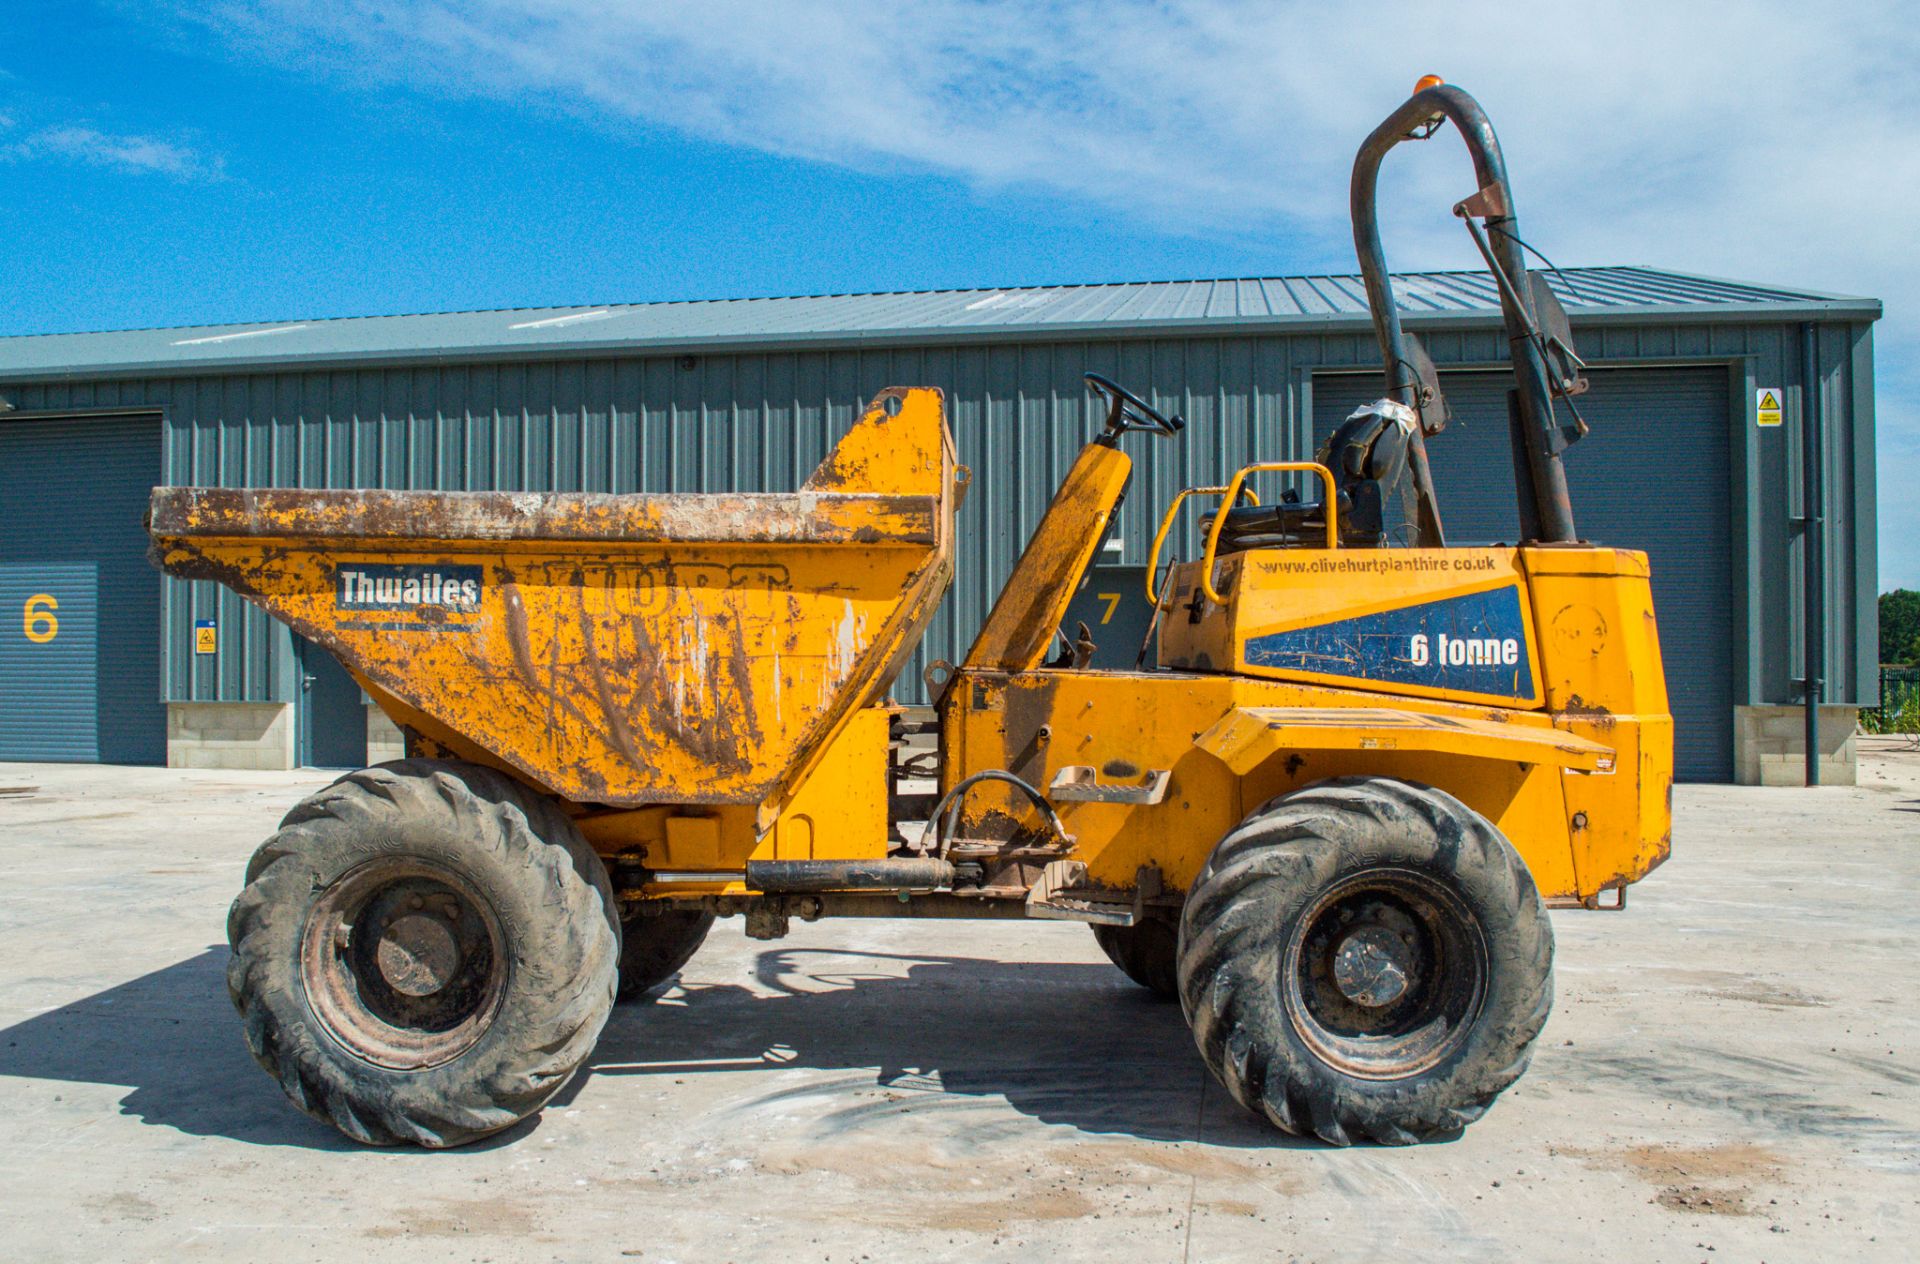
[146, 486, 939, 548]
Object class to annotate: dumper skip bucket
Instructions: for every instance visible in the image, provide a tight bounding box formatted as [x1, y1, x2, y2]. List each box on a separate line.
[149, 388, 961, 819]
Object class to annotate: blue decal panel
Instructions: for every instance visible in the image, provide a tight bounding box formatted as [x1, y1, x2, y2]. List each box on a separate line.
[1244, 585, 1535, 700]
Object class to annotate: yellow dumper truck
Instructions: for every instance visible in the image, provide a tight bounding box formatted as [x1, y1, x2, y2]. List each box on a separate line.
[149, 82, 1671, 1148]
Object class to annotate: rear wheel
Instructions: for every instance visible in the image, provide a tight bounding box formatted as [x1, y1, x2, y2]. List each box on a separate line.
[1091, 920, 1178, 998]
[1177, 777, 1552, 1145]
[617, 907, 716, 1000]
[227, 759, 619, 1148]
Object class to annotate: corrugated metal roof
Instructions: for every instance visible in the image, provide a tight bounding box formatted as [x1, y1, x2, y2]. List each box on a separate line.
[0, 266, 1878, 382]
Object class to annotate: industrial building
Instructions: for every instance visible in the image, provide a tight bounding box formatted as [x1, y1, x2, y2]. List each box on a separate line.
[0, 267, 1879, 782]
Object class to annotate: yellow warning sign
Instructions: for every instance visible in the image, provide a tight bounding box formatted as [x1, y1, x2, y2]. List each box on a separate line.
[194, 620, 217, 655]
[1756, 388, 1783, 427]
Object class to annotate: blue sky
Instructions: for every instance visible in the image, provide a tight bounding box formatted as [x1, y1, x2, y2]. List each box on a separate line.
[3, 1, 1916, 588]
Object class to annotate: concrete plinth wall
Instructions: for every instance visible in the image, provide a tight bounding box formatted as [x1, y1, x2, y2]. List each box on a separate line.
[1736, 705, 1859, 786]
[166, 702, 294, 771]
[366, 704, 405, 765]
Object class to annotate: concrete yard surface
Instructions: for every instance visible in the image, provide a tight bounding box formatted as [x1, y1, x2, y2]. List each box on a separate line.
[0, 746, 1916, 1262]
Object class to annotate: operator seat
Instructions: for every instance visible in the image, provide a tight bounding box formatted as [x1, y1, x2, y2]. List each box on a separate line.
[1210, 399, 1417, 551]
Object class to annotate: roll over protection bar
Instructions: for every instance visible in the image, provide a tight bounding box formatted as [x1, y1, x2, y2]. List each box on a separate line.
[1350, 82, 1579, 545]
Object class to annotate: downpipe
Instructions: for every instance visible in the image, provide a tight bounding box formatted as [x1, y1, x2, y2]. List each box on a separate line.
[1801, 322, 1825, 787]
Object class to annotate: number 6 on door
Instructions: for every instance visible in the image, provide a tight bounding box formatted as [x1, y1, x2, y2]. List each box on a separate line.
[23, 594, 58, 643]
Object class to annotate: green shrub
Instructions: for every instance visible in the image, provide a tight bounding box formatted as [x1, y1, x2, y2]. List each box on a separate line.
[1882, 590, 1920, 666]
[1861, 676, 1920, 735]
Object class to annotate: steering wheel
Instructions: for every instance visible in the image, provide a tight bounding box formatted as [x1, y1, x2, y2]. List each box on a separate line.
[1085, 373, 1186, 440]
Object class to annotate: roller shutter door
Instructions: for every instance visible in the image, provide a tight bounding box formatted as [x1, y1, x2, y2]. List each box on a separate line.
[0, 414, 164, 763]
[1314, 368, 1732, 781]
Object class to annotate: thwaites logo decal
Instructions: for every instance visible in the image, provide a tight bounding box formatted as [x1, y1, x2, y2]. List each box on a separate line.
[333, 563, 482, 631]
[1245, 585, 1535, 700]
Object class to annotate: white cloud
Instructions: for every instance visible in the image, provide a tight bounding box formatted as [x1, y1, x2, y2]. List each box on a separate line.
[178, 0, 1920, 582]
[178, 3, 1920, 269]
[2, 122, 223, 181]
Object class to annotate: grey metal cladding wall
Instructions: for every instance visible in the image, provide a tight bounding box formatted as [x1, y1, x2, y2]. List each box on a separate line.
[15, 340, 1311, 706]
[1811, 323, 1876, 708]
[1, 315, 1874, 710]
[1712, 320, 1875, 708]
[1841, 322, 1879, 706]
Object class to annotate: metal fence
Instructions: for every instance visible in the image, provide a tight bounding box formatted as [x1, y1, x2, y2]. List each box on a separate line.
[1862, 666, 1920, 733]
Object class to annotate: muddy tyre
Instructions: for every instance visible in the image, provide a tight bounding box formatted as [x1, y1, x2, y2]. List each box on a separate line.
[1091, 920, 1178, 998]
[1177, 777, 1552, 1146]
[617, 908, 715, 1001]
[227, 759, 620, 1148]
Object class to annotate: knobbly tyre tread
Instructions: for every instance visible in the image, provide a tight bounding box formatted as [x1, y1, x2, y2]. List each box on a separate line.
[1175, 776, 1553, 1146]
[617, 908, 716, 1001]
[1090, 919, 1180, 998]
[226, 759, 619, 1148]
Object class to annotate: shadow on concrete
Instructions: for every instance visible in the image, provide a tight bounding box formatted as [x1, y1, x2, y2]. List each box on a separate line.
[579, 947, 1295, 1148]
[0, 947, 352, 1149]
[0, 946, 538, 1152]
[0, 944, 1293, 1150]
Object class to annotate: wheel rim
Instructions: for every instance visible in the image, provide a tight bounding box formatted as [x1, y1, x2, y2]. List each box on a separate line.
[299, 859, 508, 1071]
[1281, 867, 1488, 1080]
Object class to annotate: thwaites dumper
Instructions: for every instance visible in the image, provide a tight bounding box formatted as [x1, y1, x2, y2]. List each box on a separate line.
[151, 82, 1671, 1148]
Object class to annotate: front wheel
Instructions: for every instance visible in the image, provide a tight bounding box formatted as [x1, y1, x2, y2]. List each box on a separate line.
[1177, 777, 1553, 1145]
[227, 760, 620, 1148]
